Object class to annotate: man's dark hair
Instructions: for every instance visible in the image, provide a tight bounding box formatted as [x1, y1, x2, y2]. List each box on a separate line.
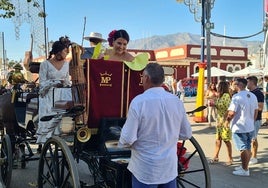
[144, 63, 164, 85]
[247, 76, 258, 86]
[236, 78, 247, 88]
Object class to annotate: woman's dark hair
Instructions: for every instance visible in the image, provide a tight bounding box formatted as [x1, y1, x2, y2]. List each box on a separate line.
[48, 36, 71, 59]
[144, 63, 164, 85]
[108, 29, 130, 47]
[217, 81, 230, 98]
[208, 83, 217, 92]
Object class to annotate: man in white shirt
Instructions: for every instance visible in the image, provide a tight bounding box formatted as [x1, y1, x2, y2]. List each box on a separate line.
[225, 78, 258, 176]
[118, 63, 192, 187]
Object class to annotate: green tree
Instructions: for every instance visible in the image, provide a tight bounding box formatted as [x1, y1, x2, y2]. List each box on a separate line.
[0, 0, 15, 18]
[0, 0, 43, 19]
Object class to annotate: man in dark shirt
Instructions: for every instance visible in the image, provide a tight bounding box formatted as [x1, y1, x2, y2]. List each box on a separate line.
[247, 76, 264, 165]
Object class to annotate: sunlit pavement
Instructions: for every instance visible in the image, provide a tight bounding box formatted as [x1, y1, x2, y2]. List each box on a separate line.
[183, 96, 268, 188]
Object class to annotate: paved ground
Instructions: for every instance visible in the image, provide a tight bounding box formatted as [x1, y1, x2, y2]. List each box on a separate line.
[183, 97, 268, 188]
[1, 97, 268, 188]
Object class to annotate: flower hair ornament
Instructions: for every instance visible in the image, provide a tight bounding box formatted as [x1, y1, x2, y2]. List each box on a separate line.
[48, 36, 72, 59]
[59, 36, 71, 48]
[108, 30, 117, 47]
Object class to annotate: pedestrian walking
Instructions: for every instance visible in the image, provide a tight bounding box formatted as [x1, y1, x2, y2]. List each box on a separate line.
[210, 81, 233, 166]
[225, 78, 258, 176]
[172, 79, 177, 95]
[205, 83, 217, 127]
[247, 76, 264, 165]
[177, 79, 185, 101]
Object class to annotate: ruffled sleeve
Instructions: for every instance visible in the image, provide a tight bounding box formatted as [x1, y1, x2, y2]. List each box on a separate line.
[123, 53, 148, 71]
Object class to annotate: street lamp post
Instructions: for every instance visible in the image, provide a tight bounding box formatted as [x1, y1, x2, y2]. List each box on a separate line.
[177, 0, 214, 122]
[205, 0, 215, 85]
[176, 0, 204, 61]
[42, 0, 48, 59]
[177, 0, 215, 82]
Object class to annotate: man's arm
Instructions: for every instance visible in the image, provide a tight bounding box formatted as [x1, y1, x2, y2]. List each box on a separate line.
[257, 102, 264, 112]
[179, 106, 192, 140]
[224, 110, 235, 127]
[118, 107, 138, 148]
[254, 109, 258, 120]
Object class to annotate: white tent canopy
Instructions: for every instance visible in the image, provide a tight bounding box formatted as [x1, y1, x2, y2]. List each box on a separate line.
[228, 66, 263, 77]
[191, 66, 232, 77]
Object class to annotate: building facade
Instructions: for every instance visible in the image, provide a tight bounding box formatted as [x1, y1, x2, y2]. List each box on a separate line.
[154, 44, 248, 80]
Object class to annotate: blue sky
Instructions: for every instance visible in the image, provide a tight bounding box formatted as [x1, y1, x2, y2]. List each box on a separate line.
[0, 0, 265, 61]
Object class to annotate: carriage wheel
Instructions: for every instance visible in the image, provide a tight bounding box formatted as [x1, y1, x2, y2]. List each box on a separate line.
[0, 134, 13, 188]
[75, 151, 108, 187]
[177, 136, 211, 188]
[38, 136, 80, 188]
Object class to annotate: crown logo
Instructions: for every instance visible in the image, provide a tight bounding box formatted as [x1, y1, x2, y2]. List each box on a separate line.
[100, 71, 112, 87]
[100, 71, 112, 77]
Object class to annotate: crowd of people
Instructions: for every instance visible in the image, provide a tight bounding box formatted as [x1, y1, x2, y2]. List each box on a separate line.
[202, 77, 264, 177]
[161, 74, 265, 177]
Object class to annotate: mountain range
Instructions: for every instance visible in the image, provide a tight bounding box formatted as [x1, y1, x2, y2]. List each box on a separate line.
[128, 32, 263, 55]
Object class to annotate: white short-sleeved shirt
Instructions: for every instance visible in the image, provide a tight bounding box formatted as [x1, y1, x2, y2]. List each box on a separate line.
[228, 90, 258, 133]
[118, 87, 192, 184]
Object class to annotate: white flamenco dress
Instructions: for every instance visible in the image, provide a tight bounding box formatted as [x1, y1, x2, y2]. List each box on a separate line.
[36, 60, 72, 144]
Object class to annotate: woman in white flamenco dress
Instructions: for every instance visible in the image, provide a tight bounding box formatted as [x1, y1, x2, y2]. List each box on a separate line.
[36, 36, 72, 144]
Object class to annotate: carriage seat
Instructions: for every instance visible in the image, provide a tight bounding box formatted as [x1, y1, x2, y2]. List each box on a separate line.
[98, 117, 130, 157]
[53, 100, 74, 110]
